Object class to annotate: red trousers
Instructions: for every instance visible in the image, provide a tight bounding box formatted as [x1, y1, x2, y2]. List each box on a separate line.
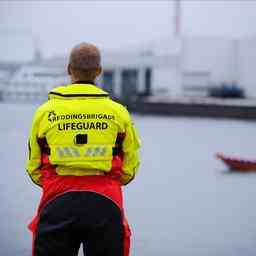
[29, 168, 131, 256]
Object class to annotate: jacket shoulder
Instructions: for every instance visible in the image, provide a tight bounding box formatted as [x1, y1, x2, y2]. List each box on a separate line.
[50, 85, 68, 93]
[32, 100, 52, 119]
[107, 99, 131, 121]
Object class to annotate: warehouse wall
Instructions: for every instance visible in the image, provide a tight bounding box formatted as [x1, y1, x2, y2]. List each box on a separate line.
[238, 36, 256, 98]
[181, 36, 236, 85]
[179, 35, 256, 98]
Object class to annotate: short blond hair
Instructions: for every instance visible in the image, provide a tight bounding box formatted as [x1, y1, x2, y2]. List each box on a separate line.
[69, 42, 101, 81]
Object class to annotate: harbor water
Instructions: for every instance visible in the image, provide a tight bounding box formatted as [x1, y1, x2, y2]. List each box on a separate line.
[1, 103, 256, 256]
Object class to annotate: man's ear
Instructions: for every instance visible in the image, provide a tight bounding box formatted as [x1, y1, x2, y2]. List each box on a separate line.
[67, 64, 72, 75]
[96, 67, 102, 77]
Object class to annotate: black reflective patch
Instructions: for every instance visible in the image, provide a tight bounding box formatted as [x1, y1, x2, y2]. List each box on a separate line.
[74, 134, 87, 145]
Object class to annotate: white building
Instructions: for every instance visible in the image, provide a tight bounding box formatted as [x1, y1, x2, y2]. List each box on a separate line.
[180, 35, 256, 98]
[1, 35, 256, 101]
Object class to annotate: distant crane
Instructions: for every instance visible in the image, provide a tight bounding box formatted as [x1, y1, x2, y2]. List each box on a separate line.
[174, 0, 181, 37]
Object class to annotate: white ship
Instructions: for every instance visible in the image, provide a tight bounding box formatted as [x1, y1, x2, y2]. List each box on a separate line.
[0, 61, 69, 103]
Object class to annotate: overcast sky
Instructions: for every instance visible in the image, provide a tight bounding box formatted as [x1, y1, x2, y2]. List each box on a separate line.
[1, 0, 256, 59]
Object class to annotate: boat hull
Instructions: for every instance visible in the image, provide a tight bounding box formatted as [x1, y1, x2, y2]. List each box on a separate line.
[216, 153, 256, 172]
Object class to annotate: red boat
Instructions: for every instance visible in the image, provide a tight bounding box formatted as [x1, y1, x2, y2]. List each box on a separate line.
[216, 153, 256, 172]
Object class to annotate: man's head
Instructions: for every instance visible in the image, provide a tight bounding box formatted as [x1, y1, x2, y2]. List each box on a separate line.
[68, 42, 102, 83]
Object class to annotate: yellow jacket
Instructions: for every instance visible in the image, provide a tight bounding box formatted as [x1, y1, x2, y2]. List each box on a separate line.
[26, 83, 141, 186]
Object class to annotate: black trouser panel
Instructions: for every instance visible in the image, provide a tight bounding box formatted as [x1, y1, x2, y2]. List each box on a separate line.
[34, 191, 124, 256]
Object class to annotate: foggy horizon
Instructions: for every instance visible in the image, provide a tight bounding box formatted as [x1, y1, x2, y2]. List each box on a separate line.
[1, 0, 256, 60]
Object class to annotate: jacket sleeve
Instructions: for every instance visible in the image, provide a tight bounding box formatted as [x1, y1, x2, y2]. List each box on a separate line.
[26, 107, 45, 187]
[121, 113, 141, 185]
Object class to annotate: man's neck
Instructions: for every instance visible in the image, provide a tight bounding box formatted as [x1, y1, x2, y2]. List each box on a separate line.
[72, 80, 96, 85]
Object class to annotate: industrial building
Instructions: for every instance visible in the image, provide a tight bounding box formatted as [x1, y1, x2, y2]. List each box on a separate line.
[0, 35, 256, 102]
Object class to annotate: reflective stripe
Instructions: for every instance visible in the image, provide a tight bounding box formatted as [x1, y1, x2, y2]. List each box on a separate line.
[85, 147, 106, 157]
[51, 145, 113, 162]
[71, 148, 80, 157]
[63, 147, 73, 157]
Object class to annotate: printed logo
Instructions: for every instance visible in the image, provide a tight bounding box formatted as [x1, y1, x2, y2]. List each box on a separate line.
[47, 111, 114, 123]
[48, 111, 57, 122]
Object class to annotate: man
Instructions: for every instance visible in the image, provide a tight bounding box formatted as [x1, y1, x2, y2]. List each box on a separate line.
[26, 42, 141, 256]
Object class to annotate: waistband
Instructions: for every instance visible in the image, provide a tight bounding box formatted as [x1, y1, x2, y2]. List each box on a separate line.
[55, 166, 106, 176]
